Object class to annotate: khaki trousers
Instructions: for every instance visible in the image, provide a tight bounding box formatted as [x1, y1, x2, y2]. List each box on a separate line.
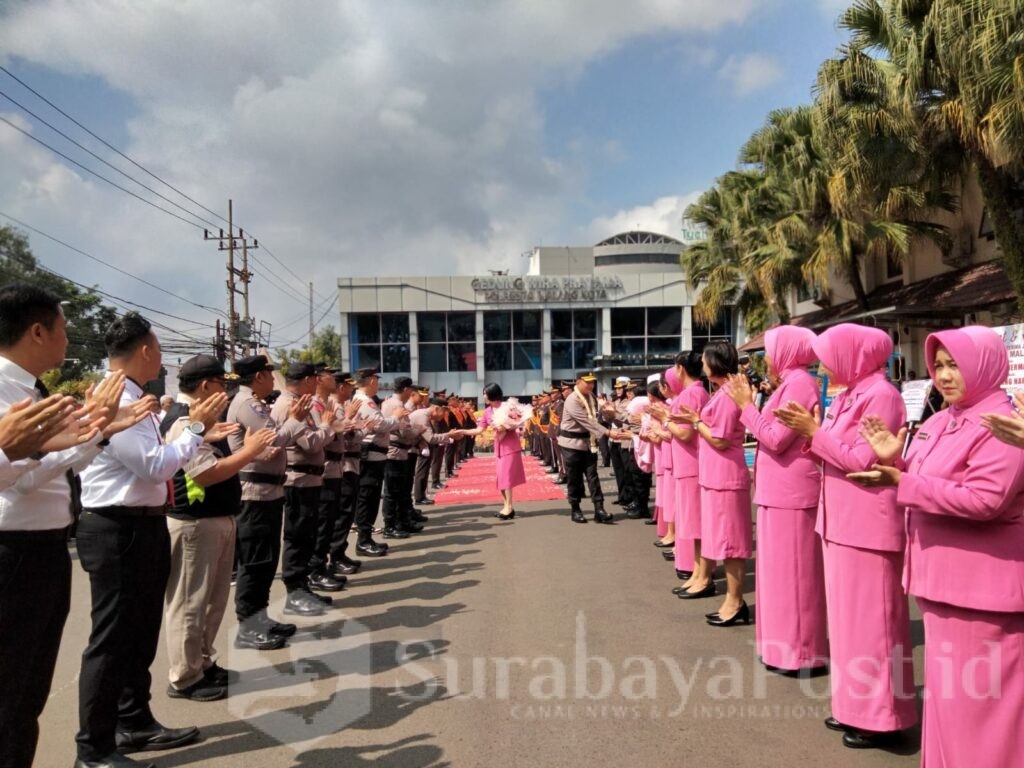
[164, 516, 236, 689]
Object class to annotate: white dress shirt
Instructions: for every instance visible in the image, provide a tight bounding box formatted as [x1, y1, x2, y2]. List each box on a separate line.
[79, 377, 203, 509]
[0, 356, 103, 530]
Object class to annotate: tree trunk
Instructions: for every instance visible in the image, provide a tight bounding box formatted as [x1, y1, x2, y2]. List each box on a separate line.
[846, 254, 870, 310]
[975, 155, 1024, 317]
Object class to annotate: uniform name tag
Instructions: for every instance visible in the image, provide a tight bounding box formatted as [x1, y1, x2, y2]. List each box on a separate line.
[916, 431, 930, 441]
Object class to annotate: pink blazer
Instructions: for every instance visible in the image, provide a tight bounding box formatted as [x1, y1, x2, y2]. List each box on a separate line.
[810, 371, 907, 552]
[670, 381, 708, 479]
[698, 388, 749, 491]
[742, 367, 821, 509]
[478, 406, 521, 460]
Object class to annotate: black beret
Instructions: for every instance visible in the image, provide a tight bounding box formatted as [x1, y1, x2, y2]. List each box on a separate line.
[285, 362, 317, 381]
[429, 397, 447, 407]
[393, 376, 414, 391]
[232, 354, 275, 377]
[178, 354, 225, 383]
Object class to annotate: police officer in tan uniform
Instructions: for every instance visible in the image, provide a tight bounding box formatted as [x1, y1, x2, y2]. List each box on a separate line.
[326, 372, 366, 575]
[380, 377, 420, 538]
[226, 355, 307, 649]
[558, 371, 631, 524]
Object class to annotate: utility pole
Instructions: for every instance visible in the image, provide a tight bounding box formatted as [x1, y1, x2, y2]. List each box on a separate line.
[308, 281, 314, 349]
[204, 199, 258, 360]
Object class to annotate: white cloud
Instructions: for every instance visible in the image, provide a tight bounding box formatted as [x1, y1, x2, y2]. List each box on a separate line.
[0, 0, 759, 338]
[585, 192, 704, 243]
[719, 53, 784, 96]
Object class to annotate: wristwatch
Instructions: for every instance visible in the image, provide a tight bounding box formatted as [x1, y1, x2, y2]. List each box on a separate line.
[187, 421, 206, 436]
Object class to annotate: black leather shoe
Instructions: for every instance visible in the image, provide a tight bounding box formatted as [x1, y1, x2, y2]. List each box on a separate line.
[431, 481, 444, 490]
[416, 498, 435, 506]
[382, 527, 411, 539]
[204, 663, 239, 686]
[824, 717, 848, 732]
[625, 507, 644, 519]
[234, 625, 287, 650]
[554, 476, 567, 485]
[331, 561, 359, 576]
[166, 678, 226, 702]
[571, 509, 587, 523]
[75, 753, 156, 768]
[644, 517, 657, 525]
[308, 572, 346, 592]
[306, 589, 333, 606]
[676, 569, 693, 580]
[707, 601, 750, 627]
[842, 730, 900, 749]
[356, 541, 388, 556]
[677, 582, 717, 600]
[283, 591, 326, 616]
[671, 586, 688, 595]
[400, 521, 425, 533]
[260, 612, 297, 636]
[338, 553, 363, 568]
[661, 550, 675, 560]
[115, 721, 200, 753]
[653, 539, 673, 548]
[594, 510, 613, 524]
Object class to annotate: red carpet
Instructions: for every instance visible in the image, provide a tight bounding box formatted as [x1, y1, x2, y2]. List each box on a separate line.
[430, 454, 567, 506]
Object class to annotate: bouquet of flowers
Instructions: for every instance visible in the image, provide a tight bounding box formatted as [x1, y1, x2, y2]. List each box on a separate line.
[491, 397, 532, 430]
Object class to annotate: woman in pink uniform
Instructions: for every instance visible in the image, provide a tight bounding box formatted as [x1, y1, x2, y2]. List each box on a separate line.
[662, 353, 709, 596]
[455, 383, 525, 520]
[775, 323, 916, 749]
[852, 326, 1024, 767]
[644, 381, 676, 550]
[725, 326, 826, 673]
[677, 341, 752, 624]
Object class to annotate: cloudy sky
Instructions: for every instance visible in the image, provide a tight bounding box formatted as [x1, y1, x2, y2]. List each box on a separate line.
[0, 0, 846, 351]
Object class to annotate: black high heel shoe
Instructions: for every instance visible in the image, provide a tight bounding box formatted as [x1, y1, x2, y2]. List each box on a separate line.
[706, 601, 750, 626]
[496, 510, 515, 520]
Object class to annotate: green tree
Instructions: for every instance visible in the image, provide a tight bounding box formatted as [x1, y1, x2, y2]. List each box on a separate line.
[0, 225, 118, 379]
[275, 325, 343, 374]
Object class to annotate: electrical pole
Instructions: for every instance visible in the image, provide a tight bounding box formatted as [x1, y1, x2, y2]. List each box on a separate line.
[204, 199, 258, 360]
[308, 281, 314, 349]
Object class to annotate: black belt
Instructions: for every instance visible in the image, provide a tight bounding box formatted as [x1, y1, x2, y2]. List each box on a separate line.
[239, 471, 285, 485]
[287, 463, 325, 476]
[389, 442, 415, 449]
[364, 444, 387, 454]
[343, 451, 362, 458]
[0, 526, 71, 542]
[84, 505, 167, 518]
[560, 429, 589, 439]
[325, 450, 346, 459]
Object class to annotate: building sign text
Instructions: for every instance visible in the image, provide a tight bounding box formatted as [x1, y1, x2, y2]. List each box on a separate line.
[471, 276, 625, 303]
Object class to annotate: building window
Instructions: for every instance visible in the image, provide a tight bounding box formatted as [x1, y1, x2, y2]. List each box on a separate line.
[885, 253, 903, 280]
[609, 307, 682, 358]
[690, 307, 734, 353]
[484, 310, 541, 370]
[417, 312, 477, 372]
[550, 309, 597, 369]
[349, 313, 410, 372]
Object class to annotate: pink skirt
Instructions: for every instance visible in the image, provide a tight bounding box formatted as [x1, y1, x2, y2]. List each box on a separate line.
[822, 539, 918, 732]
[654, 472, 668, 538]
[755, 506, 828, 670]
[699, 486, 753, 561]
[917, 598, 1024, 767]
[673, 476, 696, 571]
[676, 475, 701, 540]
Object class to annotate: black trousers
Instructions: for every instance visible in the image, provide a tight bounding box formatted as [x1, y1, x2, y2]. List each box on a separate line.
[311, 477, 342, 572]
[599, 435, 611, 467]
[562, 446, 604, 511]
[354, 459, 386, 542]
[75, 512, 170, 762]
[234, 498, 284, 621]
[0, 528, 71, 768]
[444, 440, 458, 477]
[329, 472, 360, 561]
[414, 451, 432, 502]
[282, 485, 320, 592]
[429, 441, 445, 484]
[406, 454, 420, 508]
[539, 434, 552, 465]
[628, 453, 653, 511]
[550, 438, 563, 473]
[381, 459, 409, 529]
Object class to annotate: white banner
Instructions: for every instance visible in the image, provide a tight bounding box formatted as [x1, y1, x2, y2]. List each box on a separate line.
[991, 323, 1024, 392]
[900, 379, 933, 423]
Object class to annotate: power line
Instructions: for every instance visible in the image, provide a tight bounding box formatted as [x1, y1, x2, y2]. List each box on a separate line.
[0, 210, 226, 318]
[275, 296, 337, 348]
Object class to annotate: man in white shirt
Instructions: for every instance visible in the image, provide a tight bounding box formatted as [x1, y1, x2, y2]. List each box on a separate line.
[0, 283, 148, 768]
[75, 312, 224, 768]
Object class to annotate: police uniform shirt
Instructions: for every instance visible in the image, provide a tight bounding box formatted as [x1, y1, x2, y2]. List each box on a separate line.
[556, 388, 609, 452]
[381, 394, 418, 460]
[270, 389, 333, 487]
[314, 395, 345, 480]
[354, 390, 400, 461]
[409, 407, 447, 448]
[227, 384, 305, 502]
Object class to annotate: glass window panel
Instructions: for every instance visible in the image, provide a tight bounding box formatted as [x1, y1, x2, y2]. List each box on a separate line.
[419, 343, 447, 372]
[647, 336, 682, 355]
[382, 344, 410, 372]
[351, 314, 381, 344]
[574, 339, 597, 368]
[483, 312, 511, 340]
[513, 341, 541, 370]
[448, 342, 477, 372]
[611, 337, 645, 355]
[352, 344, 380, 371]
[611, 308, 645, 337]
[697, 308, 731, 338]
[551, 340, 573, 369]
[418, 312, 447, 343]
[447, 312, 476, 342]
[484, 341, 512, 371]
[573, 310, 597, 339]
[550, 310, 573, 341]
[381, 313, 410, 343]
[513, 310, 541, 340]
[647, 307, 681, 336]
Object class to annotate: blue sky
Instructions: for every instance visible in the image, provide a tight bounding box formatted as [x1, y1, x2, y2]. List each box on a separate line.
[0, 1, 848, 345]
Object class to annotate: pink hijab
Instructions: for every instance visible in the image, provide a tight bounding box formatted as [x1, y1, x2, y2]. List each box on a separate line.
[765, 326, 817, 374]
[664, 366, 681, 401]
[925, 326, 1008, 410]
[812, 323, 892, 387]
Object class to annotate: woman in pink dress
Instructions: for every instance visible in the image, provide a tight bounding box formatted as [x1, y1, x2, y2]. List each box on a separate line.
[725, 326, 827, 673]
[455, 383, 525, 520]
[775, 323, 917, 749]
[851, 326, 1024, 767]
[676, 341, 753, 624]
[642, 381, 676, 549]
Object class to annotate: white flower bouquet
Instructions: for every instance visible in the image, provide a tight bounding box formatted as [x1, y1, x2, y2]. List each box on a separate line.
[491, 397, 532, 430]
